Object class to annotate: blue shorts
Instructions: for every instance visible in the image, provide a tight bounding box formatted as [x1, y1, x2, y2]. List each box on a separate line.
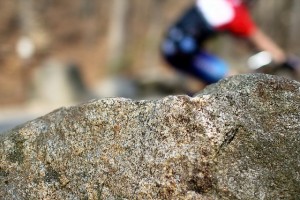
[161, 36, 229, 84]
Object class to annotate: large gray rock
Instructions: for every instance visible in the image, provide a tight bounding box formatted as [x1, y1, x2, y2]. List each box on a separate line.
[1, 74, 300, 199]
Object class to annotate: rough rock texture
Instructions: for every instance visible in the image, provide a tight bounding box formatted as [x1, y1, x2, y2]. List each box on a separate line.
[1, 74, 300, 199]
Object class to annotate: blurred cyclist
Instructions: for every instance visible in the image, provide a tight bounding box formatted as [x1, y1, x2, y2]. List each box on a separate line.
[161, 0, 298, 85]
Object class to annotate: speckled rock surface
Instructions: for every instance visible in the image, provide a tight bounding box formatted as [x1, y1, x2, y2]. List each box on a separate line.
[1, 74, 300, 199]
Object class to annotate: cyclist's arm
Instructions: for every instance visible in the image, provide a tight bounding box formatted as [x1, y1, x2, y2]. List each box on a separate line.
[247, 28, 286, 64]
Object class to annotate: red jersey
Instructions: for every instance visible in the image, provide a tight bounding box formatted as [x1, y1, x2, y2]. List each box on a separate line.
[196, 0, 257, 37]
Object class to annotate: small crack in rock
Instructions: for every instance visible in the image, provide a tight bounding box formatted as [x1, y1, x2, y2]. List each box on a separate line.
[217, 125, 242, 154]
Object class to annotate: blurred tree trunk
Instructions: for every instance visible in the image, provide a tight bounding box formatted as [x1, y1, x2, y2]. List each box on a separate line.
[141, 0, 164, 79]
[107, 0, 129, 74]
[288, 0, 300, 54]
[17, 0, 50, 54]
[253, 0, 293, 50]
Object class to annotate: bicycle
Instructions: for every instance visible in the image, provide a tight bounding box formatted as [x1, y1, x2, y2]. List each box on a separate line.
[247, 51, 300, 81]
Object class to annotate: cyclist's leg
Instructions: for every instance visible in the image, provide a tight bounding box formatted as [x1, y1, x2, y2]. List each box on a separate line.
[161, 24, 229, 85]
[191, 51, 229, 84]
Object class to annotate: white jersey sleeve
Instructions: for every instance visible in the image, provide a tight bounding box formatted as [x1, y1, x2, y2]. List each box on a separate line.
[196, 0, 235, 27]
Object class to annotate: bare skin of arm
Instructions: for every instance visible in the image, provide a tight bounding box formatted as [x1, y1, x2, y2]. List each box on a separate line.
[247, 28, 286, 64]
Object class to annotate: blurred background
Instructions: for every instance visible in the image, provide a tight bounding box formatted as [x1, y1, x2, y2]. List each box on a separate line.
[0, 0, 300, 132]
